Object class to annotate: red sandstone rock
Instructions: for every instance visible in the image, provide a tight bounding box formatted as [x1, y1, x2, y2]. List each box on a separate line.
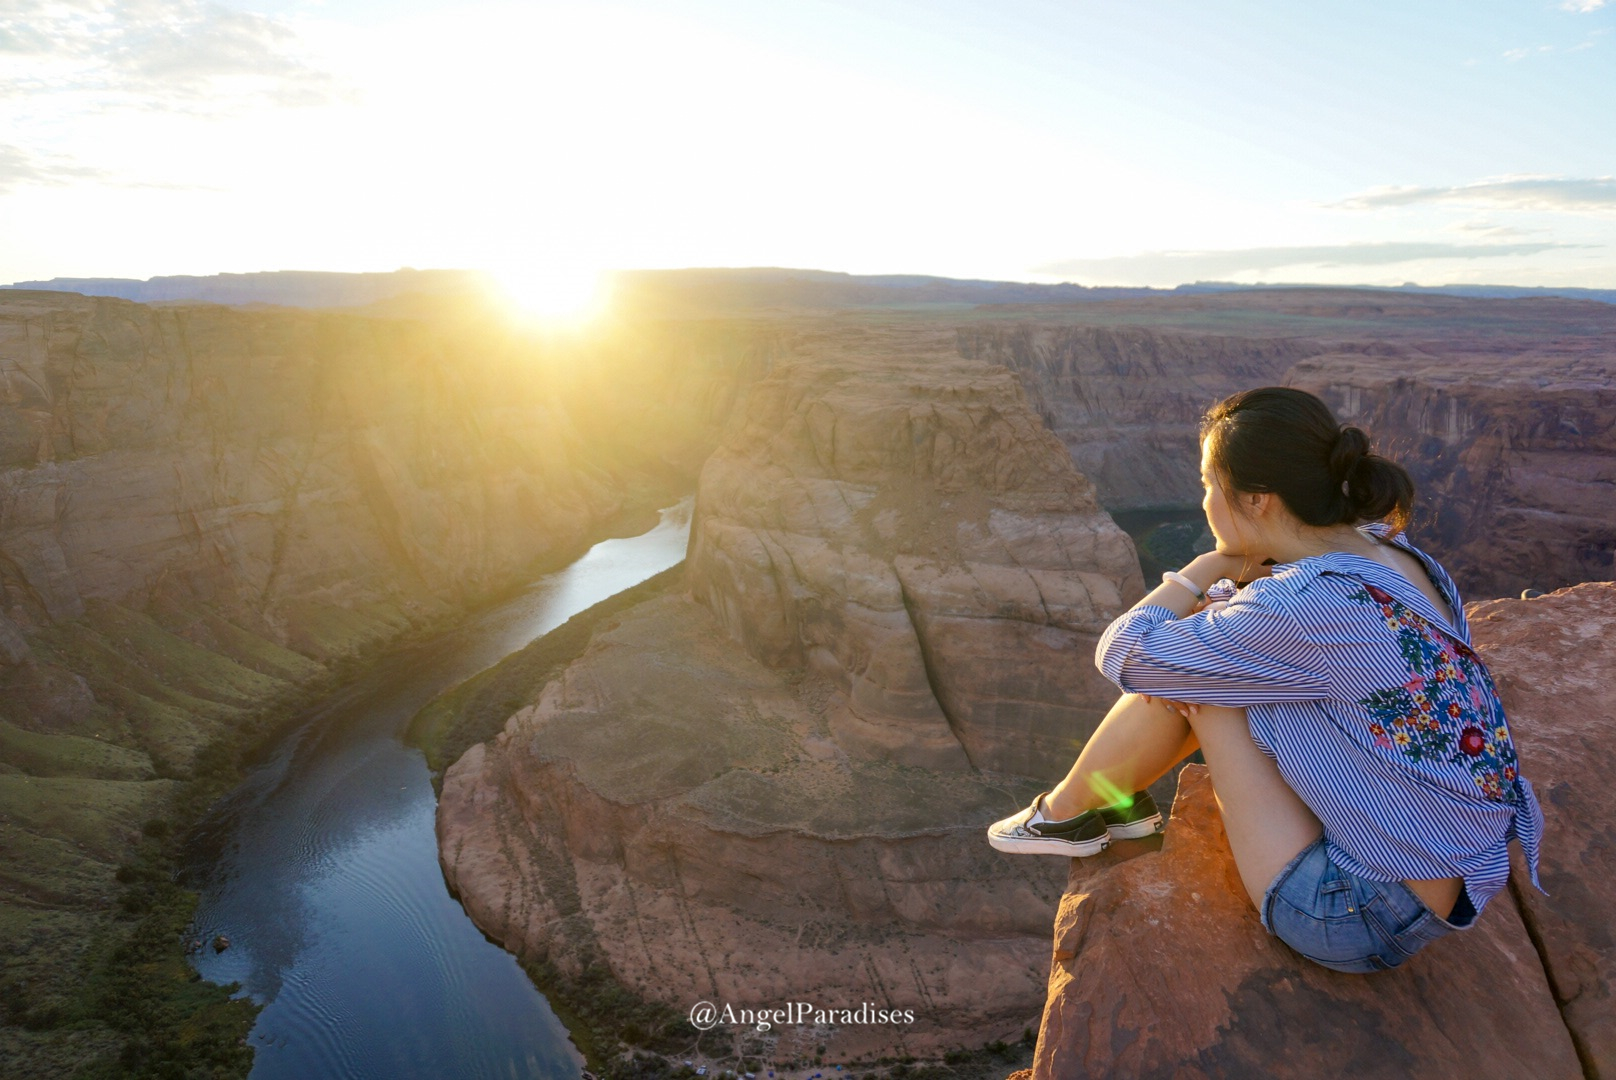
[439, 332, 1144, 1058]
[686, 327, 1143, 779]
[1031, 764, 1581, 1080]
[1470, 581, 1616, 1074]
[1294, 356, 1616, 600]
[439, 594, 1068, 1061]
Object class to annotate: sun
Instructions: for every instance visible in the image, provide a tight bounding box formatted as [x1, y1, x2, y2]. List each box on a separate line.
[488, 265, 611, 327]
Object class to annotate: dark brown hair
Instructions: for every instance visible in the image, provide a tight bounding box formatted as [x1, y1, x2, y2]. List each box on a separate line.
[1200, 387, 1414, 534]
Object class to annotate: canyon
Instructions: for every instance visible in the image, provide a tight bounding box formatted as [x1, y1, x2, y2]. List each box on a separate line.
[0, 288, 772, 1075]
[961, 290, 1616, 599]
[1, 274, 1612, 1076]
[436, 292, 1616, 1067]
[437, 325, 1146, 1061]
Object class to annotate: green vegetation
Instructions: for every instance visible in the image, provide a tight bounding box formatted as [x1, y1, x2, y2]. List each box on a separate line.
[406, 561, 689, 784]
[0, 828, 258, 1080]
[0, 722, 153, 781]
[0, 802, 262, 1078]
[1108, 506, 1208, 582]
[0, 596, 453, 1078]
[525, 958, 691, 1072]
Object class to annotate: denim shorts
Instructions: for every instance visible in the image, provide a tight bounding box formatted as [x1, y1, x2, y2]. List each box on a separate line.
[1261, 838, 1475, 974]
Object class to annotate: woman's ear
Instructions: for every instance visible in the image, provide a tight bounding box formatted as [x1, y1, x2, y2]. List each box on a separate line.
[1246, 491, 1272, 518]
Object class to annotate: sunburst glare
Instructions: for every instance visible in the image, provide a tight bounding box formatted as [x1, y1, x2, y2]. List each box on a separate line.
[488, 265, 612, 327]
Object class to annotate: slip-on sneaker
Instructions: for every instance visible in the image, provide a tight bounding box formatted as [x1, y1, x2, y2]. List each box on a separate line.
[1098, 790, 1164, 839]
[987, 793, 1110, 857]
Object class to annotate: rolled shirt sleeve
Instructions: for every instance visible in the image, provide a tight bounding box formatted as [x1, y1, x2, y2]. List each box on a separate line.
[1095, 584, 1333, 705]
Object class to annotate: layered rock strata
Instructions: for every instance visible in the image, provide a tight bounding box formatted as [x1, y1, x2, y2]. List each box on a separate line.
[686, 325, 1144, 778]
[1294, 355, 1616, 600]
[439, 328, 1148, 1058]
[959, 291, 1616, 597]
[1028, 582, 1614, 1079]
[0, 292, 770, 633]
[0, 290, 771, 1071]
[440, 594, 1062, 1061]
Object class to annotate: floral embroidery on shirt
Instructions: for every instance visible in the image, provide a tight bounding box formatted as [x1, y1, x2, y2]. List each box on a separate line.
[1351, 582, 1523, 803]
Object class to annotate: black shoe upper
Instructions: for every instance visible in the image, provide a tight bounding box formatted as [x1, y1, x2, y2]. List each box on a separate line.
[1030, 809, 1108, 841]
[1097, 790, 1159, 826]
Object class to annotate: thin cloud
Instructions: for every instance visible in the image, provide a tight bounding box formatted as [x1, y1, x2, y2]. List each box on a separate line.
[1561, 0, 1608, 11]
[0, 143, 106, 192]
[1036, 242, 1587, 281]
[0, 142, 201, 192]
[1453, 221, 1544, 238]
[0, 0, 339, 109]
[1335, 176, 1616, 212]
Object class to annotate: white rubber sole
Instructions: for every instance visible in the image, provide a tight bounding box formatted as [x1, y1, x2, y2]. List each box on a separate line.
[1104, 814, 1165, 840]
[987, 831, 1112, 857]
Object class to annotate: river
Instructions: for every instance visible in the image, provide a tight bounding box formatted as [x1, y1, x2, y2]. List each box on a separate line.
[186, 498, 695, 1080]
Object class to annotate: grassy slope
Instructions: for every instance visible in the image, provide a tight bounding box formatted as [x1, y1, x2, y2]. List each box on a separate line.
[0, 596, 429, 1079]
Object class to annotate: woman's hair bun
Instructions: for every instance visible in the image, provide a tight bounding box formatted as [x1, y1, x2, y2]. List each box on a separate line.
[1329, 426, 1369, 482]
[1201, 388, 1415, 534]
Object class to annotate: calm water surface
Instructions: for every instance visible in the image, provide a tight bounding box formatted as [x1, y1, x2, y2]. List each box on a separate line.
[187, 499, 694, 1080]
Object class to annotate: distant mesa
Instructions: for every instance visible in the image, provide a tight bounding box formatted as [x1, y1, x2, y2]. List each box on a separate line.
[4, 266, 1613, 311]
[0, 268, 484, 309]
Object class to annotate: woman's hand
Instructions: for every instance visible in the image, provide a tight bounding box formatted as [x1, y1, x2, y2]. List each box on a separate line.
[1142, 693, 1200, 719]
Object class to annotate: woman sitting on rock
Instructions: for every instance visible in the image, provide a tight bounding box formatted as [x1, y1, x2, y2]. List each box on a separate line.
[988, 386, 1544, 974]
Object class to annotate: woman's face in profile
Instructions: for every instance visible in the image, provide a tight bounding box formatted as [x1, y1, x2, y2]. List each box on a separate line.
[1200, 438, 1242, 554]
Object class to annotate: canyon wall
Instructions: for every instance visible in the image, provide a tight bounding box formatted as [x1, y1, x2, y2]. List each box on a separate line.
[1296, 354, 1616, 599]
[437, 325, 1147, 1060]
[0, 291, 777, 778]
[959, 292, 1616, 597]
[0, 289, 772, 1073]
[0, 291, 772, 635]
[438, 297, 1615, 1066]
[956, 323, 1312, 510]
[686, 323, 1144, 776]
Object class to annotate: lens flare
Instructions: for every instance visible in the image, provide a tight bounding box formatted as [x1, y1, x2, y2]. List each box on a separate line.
[1086, 772, 1133, 809]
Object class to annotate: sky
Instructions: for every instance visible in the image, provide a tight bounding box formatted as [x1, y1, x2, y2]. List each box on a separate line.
[1, 0, 1613, 293]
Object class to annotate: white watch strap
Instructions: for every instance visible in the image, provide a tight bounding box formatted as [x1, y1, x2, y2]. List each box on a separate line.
[1161, 570, 1205, 601]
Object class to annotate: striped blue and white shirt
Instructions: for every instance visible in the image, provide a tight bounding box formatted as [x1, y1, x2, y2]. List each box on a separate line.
[1095, 522, 1544, 915]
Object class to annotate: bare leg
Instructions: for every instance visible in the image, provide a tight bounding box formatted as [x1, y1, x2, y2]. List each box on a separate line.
[1183, 703, 1322, 907]
[1044, 694, 1202, 819]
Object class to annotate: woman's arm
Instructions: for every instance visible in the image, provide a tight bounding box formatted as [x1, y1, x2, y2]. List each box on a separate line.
[1096, 552, 1331, 705]
[1133, 551, 1256, 619]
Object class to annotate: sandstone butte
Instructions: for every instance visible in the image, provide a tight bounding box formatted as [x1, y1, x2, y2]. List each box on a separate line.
[1020, 582, 1614, 1080]
[438, 314, 1615, 1072]
[438, 324, 1147, 1060]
